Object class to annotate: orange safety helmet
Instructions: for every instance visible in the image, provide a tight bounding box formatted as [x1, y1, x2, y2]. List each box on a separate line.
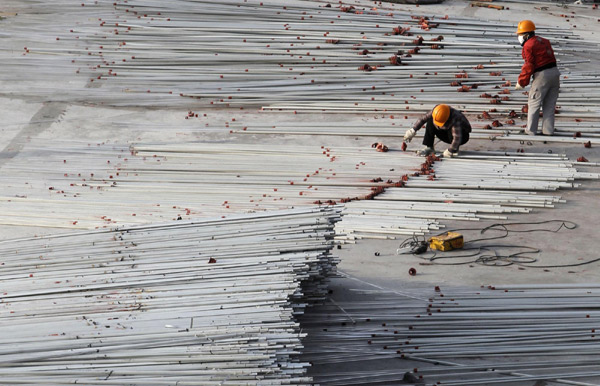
[516, 20, 535, 35]
[432, 104, 450, 127]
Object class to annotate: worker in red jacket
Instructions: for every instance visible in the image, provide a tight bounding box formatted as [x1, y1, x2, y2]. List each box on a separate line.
[515, 20, 560, 136]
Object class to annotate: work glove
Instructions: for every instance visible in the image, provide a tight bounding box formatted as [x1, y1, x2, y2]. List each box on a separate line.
[443, 149, 457, 158]
[515, 83, 524, 90]
[404, 128, 416, 142]
[416, 147, 435, 157]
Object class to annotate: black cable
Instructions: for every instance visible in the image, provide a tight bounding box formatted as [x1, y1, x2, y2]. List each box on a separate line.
[398, 220, 596, 268]
[433, 219, 577, 243]
[520, 256, 600, 269]
[397, 235, 428, 254]
[417, 245, 540, 266]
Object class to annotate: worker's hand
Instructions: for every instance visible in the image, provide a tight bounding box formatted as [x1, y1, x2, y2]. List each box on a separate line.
[442, 149, 457, 158]
[404, 128, 417, 142]
[515, 83, 524, 90]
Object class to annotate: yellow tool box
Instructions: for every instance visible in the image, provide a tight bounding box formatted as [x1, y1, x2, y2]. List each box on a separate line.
[429, 232, 464, 251]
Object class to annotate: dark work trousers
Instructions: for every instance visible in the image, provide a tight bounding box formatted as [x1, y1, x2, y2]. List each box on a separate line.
[422, 119, 470, 148]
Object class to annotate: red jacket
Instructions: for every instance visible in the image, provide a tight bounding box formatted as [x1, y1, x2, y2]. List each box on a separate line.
[518, 36, 556, 87]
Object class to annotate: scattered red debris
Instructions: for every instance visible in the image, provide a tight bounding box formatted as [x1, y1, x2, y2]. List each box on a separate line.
[401, 142, 408, 151]
[577, 156, 589, 162]
[584, 141, 592, 148]
[574, 132, 582, 138]
[364, 186, 385, 199]
[389, 55, 401, 65]
[412, 36, 424, 45]
[359, 64, 375, 72]
[392, 26, 412, 36]
[208, 257, 217, 264]
[375, 143, 388, 152]
[371, 142, 389, 152]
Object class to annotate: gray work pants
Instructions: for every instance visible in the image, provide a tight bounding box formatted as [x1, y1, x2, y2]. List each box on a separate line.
[527, 66, 560, 135]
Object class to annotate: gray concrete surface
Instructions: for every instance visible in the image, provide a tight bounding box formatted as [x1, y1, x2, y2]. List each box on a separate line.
[337, 136, 600, 288]
[329, 0, 600, 287]
[1, 0, 600, 385]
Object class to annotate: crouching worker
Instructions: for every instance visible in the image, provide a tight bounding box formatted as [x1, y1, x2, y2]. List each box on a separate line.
[403, 104, 471, 158]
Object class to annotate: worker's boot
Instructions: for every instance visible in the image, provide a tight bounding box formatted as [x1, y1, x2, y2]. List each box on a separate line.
[416, 146, 435, 156]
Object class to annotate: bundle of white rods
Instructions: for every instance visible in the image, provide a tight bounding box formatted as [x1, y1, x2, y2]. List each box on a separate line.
[0, 206, 341, 385]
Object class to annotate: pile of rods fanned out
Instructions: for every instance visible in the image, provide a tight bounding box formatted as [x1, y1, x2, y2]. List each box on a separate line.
[300, 283, 600, 385]
[0, 206, 341, 385]
[1, 1, 599, 237]
[1, 140, 597, 239]
[3, 0, 600, 143]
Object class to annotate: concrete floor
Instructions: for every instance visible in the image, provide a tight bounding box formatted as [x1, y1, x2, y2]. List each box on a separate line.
[2, 0, 600, 385]
[337, 136, 600, 289]
[324, 0, 600, 290]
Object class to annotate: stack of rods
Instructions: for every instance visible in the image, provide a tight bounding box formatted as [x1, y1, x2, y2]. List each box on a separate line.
[300, 283, 600, 385]
[339, 150, 598, 241]
[232, 119, 600, 145]
[0, 140, 423, 229]
[0, 139, 596, 239]
[3, 0, 600, 143]
[0, 141, 598, 238]
[0, 206, 341, 385]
